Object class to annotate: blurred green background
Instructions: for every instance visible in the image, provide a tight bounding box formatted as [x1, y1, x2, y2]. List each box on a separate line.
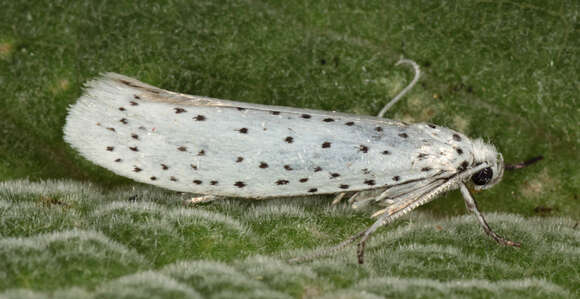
[0, 0, 578, 298]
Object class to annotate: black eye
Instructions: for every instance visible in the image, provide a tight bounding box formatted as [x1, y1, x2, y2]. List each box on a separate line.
[472, 167, 493, 186]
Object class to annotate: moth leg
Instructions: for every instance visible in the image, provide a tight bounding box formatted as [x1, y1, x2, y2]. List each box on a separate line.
[356, 210, 405, 264]
[331, 193, 347, 205]
[459, 183, 521, 247]
[292, 195, 408, 264]
[332, 192, 361, 206]
[377, 59, 421, 118]
[346, 192, 361, 205]
[184, 195, 219, 206]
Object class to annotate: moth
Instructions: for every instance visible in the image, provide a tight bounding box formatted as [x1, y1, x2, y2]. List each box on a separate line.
[64, 60, 536, 264]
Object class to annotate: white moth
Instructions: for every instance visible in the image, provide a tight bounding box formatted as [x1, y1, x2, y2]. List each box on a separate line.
[64, 60, 522, 264]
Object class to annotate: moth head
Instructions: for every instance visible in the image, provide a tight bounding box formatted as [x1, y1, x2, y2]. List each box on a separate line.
[470, 139, 504, 191]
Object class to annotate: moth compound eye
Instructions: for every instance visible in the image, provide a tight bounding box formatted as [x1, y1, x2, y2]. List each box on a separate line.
[472, 167, 493, 186]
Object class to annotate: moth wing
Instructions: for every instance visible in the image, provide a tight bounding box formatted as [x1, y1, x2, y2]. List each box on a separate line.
[65, 73, 471, 199]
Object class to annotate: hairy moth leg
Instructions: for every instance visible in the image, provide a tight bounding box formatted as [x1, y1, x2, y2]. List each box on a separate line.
[184, 195, 220, 205]
[356, 206, 410, 264]
[459, 183, 521, 247]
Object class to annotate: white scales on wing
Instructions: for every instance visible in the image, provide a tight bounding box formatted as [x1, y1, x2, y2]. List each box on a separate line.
[64, 72, 491, 199]
[65, 59, 524, 264]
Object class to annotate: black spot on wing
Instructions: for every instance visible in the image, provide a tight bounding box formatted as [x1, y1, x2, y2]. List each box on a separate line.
[129, 146, 138, 152]
[285, 136, 294, 143]
[194, 115, 206, 121]
[457, 161, 469, 171]
[276, 179, 289, 185]
[106, 146, 114, 151]
[399, 133, 408, 138]
[301, 114, 311, 119]
[453, 134, 462, 141]
[417, 153, 428, 159]
[174, 108, 187, 114]
[234, 181, 246, 188]
[322, 142, 331, 148]
[177, 146, 187, 152]
[364, 179, 376, 186]
[193, 180, 202, 185]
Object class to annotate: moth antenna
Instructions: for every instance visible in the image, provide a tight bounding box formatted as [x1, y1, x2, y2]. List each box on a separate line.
[377, 59, 421, 118]
[288, 229, 366, 264]
[505, 155, 543, 170]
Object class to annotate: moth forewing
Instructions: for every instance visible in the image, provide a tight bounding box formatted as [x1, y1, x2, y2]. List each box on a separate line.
[65, 73, 472, 199]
